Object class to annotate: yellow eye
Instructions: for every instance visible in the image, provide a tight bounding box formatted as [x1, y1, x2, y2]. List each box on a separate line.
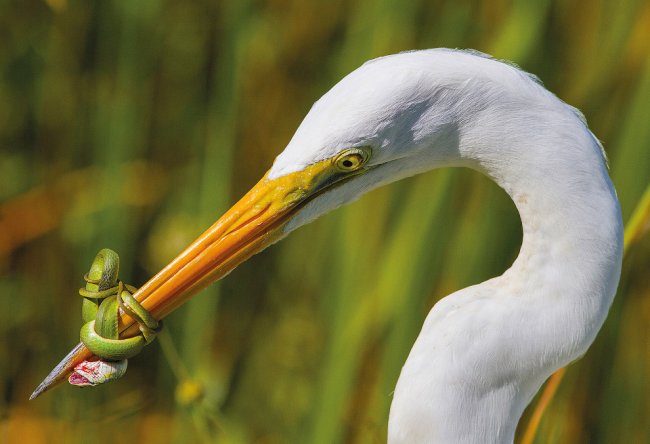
[334, 148, 370, 172]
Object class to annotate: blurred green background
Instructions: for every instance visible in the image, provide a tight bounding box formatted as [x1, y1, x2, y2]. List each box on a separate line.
[1, 0, 649, 442]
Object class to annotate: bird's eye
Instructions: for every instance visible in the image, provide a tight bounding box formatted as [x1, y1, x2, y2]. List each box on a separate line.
[334, 147, 370, 172]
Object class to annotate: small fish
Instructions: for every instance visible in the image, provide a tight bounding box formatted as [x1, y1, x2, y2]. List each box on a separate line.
[68, 359, 128, 386]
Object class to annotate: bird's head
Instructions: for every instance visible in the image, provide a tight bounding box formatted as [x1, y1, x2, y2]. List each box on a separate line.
[268, 51, 467, 232]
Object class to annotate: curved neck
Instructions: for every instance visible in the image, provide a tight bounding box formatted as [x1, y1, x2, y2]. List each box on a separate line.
[474, 119, 624, 325]
[389, 113, 623, 444]
[464, 118, 623, 441]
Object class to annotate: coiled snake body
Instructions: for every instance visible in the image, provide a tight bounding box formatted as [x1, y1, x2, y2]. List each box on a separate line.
[70, 249, 160, 386]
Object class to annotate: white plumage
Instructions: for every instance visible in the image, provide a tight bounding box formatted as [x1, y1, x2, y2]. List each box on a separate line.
[269, 49, 623, 443]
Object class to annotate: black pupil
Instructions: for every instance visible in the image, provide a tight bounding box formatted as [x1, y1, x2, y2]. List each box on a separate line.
[342, 159, 354, 168]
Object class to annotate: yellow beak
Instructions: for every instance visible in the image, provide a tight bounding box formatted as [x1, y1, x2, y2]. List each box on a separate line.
[31, 157, 353, 398]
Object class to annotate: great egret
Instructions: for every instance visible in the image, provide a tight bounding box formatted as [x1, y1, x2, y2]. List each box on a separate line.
[33, 49, 623, 443]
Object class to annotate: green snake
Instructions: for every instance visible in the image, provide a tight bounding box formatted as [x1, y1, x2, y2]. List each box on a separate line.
[71, 249, 160, 385]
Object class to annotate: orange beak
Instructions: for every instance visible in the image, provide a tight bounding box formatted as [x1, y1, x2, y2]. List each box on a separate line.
[31, 158, 350, 399]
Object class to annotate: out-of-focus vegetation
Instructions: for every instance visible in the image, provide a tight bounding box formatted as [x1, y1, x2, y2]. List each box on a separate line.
[1, 0, 649, 442]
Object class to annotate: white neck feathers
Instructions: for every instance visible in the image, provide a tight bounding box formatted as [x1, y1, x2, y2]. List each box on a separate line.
[389, 71, 623, 444]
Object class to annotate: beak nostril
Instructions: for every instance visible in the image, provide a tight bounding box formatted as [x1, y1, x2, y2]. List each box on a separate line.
[284, 189, 308, 204]
[225, 203, 272, 236]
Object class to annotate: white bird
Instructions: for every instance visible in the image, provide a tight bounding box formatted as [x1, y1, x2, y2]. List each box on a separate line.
[36, 49, 623, 444]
